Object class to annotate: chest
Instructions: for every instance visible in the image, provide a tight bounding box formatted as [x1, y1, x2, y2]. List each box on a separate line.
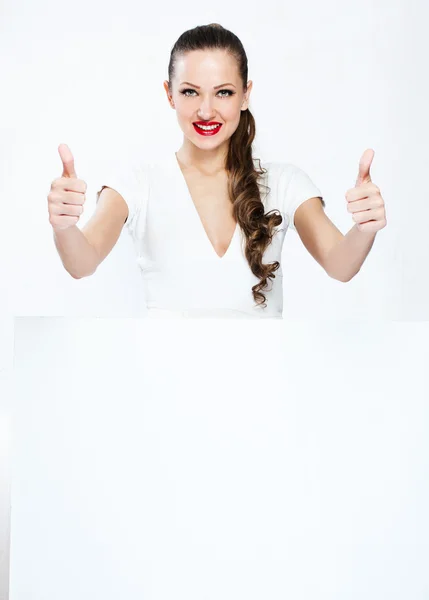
[127, 157, 290, 317]
[138, 158, 287, 271]
[181, 168, 237, 259]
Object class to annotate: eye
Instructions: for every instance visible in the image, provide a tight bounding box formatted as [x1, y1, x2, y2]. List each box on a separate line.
[180, 88, 235, 98]
[180, 89, 197, 97]
[218, 89, 235, 98]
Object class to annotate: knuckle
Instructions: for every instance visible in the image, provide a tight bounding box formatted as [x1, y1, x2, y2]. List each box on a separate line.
[48, 191, 58, 203]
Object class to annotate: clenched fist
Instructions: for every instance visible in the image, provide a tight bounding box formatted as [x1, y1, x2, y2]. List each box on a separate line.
[48, 144, 87, 231]
[345, 149, 387, 234]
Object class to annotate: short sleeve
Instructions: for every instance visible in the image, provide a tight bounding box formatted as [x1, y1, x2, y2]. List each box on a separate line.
[279, 164, 324, 232]
[96, 162, 150, 240]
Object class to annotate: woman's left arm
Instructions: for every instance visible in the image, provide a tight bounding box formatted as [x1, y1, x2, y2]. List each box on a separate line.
[295, 149, 387, 282]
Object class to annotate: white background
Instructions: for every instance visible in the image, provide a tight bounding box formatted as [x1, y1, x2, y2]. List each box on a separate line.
[1, 0, 428, 597]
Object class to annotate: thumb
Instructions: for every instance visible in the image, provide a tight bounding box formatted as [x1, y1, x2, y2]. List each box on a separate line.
[58, 143, 77, 178]
[355, 148, 374, 187]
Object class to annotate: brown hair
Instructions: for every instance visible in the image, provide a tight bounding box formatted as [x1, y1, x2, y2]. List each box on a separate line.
[168, 23, 283, 309]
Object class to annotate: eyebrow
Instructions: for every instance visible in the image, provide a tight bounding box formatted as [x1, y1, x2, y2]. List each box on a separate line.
[179, 81, 236, 89]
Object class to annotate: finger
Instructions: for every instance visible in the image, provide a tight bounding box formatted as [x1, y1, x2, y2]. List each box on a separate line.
[61, 191, 85, 205]
[58, 143, 77, 178]
[346, 189, 369, 202]
[352, 208, 382, 223]
[347, 199, 372, 213]
[357, 218, 386, 233]
[62, 179, 87, 194]
[346, 184, 373, 202]
[355, 148, 374, 187]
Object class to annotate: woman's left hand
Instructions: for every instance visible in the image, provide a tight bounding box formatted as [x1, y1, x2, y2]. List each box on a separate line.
[345, 149, 387, 233]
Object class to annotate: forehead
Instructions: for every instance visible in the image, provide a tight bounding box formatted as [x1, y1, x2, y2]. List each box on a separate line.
[174, 49, 239, 81]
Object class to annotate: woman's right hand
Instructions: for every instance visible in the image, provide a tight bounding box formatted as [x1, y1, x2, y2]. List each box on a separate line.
[48, 144, 87, 231]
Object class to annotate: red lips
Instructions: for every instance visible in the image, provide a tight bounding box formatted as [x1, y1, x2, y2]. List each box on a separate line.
[193, 123, 223, 136]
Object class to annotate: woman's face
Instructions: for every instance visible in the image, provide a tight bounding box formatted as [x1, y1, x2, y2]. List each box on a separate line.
[164, 49, 252, 149]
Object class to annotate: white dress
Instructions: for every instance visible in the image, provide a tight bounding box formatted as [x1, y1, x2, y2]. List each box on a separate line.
[99, 150, 323, 319]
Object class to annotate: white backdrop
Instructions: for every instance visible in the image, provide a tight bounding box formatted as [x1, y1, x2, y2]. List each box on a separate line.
[1, 0, 428, 597]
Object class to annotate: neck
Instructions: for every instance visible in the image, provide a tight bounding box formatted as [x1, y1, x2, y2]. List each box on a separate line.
[176, 139, 229, 175]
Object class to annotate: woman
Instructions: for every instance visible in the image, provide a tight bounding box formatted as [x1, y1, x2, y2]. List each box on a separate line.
[49, 23, 386, 318]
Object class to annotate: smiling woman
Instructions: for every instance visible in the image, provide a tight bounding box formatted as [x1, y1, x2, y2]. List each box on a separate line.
[162, 23, 317, 308]
[87, 23, 327, 318]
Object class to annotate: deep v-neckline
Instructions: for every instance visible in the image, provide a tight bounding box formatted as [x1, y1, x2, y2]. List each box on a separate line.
[173, 152, 238, 260]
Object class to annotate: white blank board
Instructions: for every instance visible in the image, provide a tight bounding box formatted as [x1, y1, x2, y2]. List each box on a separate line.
[10, 318, 429, 599]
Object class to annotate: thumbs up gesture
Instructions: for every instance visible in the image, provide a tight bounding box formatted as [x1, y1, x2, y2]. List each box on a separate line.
[345, 149, 387, 233]
[47, 144, 87, 231]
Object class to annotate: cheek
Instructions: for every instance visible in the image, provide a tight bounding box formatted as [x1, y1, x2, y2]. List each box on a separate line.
[175, 101, 191, 116]
[226, 103, 244, 121]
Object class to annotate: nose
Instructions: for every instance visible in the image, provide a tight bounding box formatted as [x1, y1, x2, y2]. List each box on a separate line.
[197, 97, 217, 120]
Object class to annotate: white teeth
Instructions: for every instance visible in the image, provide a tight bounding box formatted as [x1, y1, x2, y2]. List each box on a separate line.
[195, 123, 221, 131]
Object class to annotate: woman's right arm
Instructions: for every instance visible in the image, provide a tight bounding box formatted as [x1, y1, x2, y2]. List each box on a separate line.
[49, 144, 128, 279]
[53, 187, 128, 278]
